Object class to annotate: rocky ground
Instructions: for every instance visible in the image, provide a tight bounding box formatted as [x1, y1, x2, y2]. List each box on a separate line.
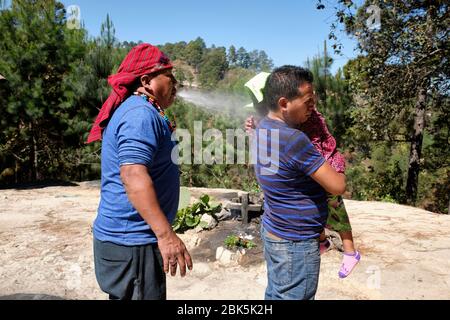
[0, 181, 449, 300]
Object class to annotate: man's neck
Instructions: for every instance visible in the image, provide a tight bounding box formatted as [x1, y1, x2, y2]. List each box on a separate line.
[135, 87, 158, 103]
[267, 111, 285, 123]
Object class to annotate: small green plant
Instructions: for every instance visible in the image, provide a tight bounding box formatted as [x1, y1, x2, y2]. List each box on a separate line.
[173, 194, 222, 233]
[379, 194, 397, 203]
[224, 235, 256, 249]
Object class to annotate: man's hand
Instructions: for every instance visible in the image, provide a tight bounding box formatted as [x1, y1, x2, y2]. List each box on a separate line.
[157, 230, 193, 277]
[245, 115, 256, 133]
[120, 164, 193, 277]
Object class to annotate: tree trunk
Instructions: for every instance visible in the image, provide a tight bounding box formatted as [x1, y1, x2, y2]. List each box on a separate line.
[405, 4, 436, 205]
[406, 87, 427, 205]
[29, 122, 37, 182]
[33, 132, 39, 181]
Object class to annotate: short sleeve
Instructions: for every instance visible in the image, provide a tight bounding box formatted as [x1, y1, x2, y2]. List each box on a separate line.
[116, 106, 163, 168]
[286, 131, 326, 176]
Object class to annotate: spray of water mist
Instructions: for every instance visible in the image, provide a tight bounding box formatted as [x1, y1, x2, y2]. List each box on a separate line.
[176, 88, 252, 121]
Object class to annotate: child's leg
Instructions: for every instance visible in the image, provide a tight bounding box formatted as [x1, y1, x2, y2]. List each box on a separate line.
[326, 195, 355, 247]
[330, 197, 357, 254]
[340, 230, 356, 254]
[326, 194, 361, 277]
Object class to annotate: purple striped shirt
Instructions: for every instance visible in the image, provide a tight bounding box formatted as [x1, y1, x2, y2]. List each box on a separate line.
[255, 117, 327, 240]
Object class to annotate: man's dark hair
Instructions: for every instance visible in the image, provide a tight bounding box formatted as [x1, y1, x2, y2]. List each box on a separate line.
[263, 65, 314, 112]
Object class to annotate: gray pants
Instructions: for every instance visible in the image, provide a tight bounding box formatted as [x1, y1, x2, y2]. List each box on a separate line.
[93, 238, 166, 300]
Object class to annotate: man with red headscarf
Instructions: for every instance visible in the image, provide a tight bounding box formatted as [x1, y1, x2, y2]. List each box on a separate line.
[88, 43, 192, 300]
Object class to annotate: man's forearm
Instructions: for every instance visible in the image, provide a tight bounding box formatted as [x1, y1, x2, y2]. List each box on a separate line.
[120, 164, 193, 277]
[120, 164, 173, 239]
[310, 162, 346, 195]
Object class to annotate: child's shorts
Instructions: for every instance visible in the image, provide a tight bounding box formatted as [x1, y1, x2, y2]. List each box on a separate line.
[326, 195, 352, 232]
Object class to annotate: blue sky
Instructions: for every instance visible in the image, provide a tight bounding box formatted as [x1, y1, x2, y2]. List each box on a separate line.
[60, 0, 359, 74]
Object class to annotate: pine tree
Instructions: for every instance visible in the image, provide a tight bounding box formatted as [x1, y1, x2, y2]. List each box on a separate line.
[185, 37, 206, 72]
[236, 47, 250, 69]
[100, 13, 116, 49]
[0, 0, 86, 182]
[228, 45, 237, 66]
[198, 47, 228, 88]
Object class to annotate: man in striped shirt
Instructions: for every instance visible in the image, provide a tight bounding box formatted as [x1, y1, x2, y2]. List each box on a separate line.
[254, 66, 346, 300]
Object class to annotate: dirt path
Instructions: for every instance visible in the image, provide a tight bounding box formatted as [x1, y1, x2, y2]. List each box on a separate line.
[0, 182, 449, 300]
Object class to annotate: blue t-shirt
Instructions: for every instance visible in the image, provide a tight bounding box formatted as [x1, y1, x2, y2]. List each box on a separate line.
[254, 117, 327, 240]
[93, 95, 180, 246]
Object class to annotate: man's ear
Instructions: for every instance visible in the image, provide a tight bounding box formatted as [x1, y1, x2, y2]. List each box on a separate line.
[140, 74, 152, 86]
[139, 74, 155, 95]
[278, 97, 288, 112]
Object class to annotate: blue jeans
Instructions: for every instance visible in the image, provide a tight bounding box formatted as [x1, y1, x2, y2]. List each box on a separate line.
[261, 225, 321, 300]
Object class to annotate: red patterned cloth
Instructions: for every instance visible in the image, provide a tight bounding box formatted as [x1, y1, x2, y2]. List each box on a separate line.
[86, 43, 173, 143]
[299, 108, 346, 173]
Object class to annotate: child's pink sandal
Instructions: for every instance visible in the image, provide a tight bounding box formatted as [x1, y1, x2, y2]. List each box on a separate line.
[338, 251, 361, 278]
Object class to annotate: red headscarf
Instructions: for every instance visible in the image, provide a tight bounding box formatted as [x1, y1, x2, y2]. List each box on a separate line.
[86, 43, 173, 143]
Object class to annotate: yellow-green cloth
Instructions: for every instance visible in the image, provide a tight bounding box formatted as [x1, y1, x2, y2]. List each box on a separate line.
[244, 72, 270, 104]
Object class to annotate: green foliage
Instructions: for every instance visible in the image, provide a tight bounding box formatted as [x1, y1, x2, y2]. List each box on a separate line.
[166, 98, 257, 191]
[346, 143, 409, 203]
[0, 0, 88, 182]
[318, 0, 449, 206]
[0, 2, 128, 184]
[198, 47, 228, 88]
[158, 41, 187, 61]
[172, 194, 221, 233]
[417, 167, 449, 214]
[227, 45, 237, 66]
[216, 67, 256, 95]
[160, 37, 272, 88]
[224, 235, 256, 249]
[184, 37, 206, 71]
[236, 47, 250, 69]
[100, 14, 116, 49]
